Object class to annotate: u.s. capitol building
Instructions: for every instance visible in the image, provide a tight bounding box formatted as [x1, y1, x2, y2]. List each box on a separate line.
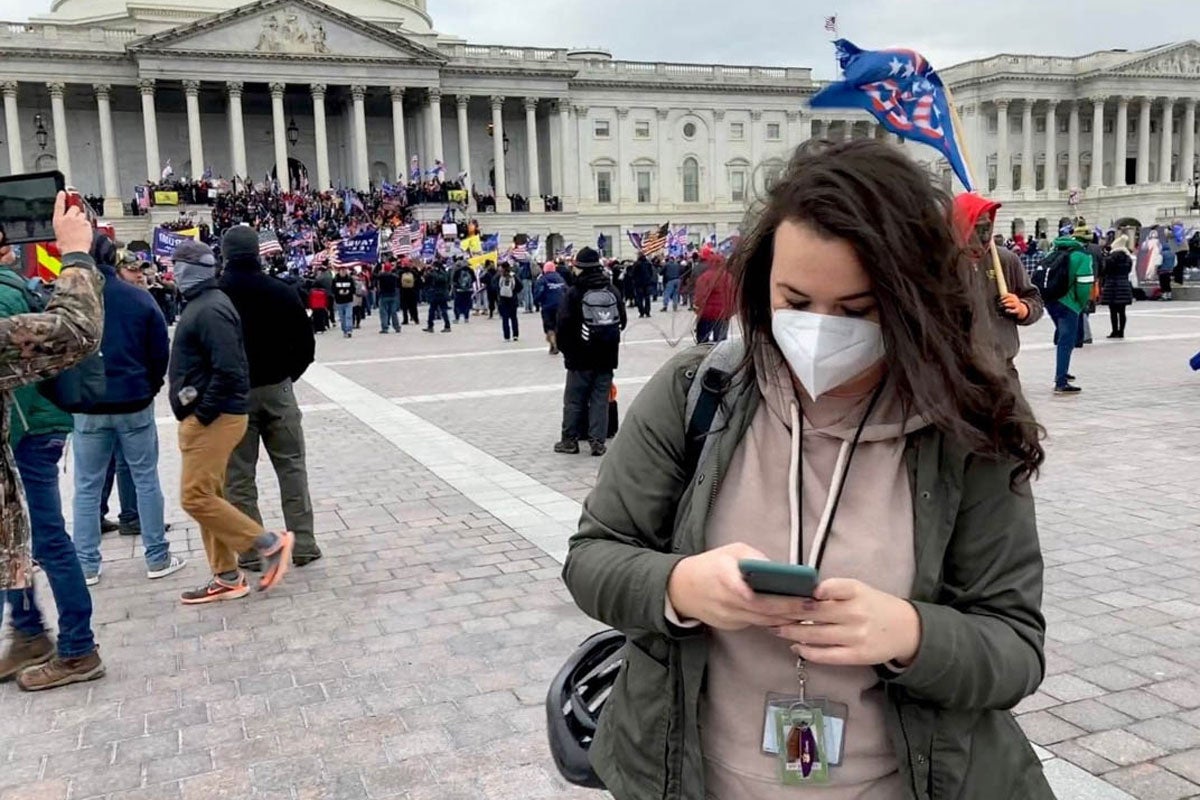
[1, 0, 1197, 251]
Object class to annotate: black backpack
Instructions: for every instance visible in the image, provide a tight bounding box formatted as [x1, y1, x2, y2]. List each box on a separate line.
[0, 271, 107, 413]
[1033, 247, 1072, 303]
[455, 268, 474, 292]
[580, 286, 621, 347]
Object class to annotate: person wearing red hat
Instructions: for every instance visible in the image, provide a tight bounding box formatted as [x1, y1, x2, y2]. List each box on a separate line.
[951, 193, 1043, 379]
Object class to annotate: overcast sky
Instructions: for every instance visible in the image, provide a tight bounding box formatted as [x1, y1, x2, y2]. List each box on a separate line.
[0, 0, 1191, 78]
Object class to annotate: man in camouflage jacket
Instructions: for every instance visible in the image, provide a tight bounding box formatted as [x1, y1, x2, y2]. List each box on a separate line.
[0, 194, 105, 591]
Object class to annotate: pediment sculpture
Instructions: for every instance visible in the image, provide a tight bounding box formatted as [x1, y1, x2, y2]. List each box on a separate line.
[255, 12, 330, 54]
[1133, 49, 1200, 75]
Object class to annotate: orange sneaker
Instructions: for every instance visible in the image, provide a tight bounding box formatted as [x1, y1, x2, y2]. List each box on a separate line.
[258, 531, 295, 592]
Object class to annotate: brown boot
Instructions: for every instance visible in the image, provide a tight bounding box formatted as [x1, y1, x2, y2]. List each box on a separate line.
[17, 650, 104, 692]
[0, 632, 53, 682]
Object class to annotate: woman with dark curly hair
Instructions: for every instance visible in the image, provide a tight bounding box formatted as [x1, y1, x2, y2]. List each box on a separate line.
[562, 138, 1050, 799]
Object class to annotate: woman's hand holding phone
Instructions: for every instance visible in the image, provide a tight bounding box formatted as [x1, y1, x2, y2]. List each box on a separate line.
[772, 578, 922, 668]
[666, 544, 817, 631]
[54, 191, 94, 258]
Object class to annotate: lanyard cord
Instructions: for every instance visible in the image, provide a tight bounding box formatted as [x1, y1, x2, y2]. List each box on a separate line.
[800, 381, 888, 571]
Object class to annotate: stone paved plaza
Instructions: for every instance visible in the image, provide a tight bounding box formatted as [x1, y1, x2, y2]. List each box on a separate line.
[2, 301, 1200, 800]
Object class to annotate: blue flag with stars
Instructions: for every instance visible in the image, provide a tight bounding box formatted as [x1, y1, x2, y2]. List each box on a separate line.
[810, 39, 974, 191]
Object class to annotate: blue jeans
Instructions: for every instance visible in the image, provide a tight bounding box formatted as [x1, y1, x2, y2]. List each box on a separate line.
[427, 299, 451, 330]
[1047, 302, 1079, 388]
[454, 291, 473, 321]
[335, 303, 354, 334]
[378, 296, 400, 332]
[101, 447, 138, 525]
[520, 282, 534, 312]
[662, 279, 681, 311]
[4, 434, 95, 658]
[72, 407, 170, 576]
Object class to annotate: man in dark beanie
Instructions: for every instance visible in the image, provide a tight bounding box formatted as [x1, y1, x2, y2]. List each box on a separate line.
[218, 225, 320, 568]
[554, 247, 626, 457]
[169, 239, 295, 603]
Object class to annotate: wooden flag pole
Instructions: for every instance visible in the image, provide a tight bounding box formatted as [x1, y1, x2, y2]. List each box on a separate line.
[944, 85, 1009, 296]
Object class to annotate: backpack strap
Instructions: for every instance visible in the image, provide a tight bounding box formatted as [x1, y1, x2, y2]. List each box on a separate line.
[682, 338, 746, 477]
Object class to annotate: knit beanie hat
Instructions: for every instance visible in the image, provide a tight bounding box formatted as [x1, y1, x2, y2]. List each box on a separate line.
[222, 225, 260, 263]
[174, 240, 216, 293]
[575, 246, 601, 268]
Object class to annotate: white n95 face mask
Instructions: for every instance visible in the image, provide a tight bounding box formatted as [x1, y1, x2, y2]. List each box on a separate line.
[771, 309, 885, 399]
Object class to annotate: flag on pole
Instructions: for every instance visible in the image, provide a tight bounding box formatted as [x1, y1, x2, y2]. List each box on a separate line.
[410, 155, 421, 182]
[626, 230, 642, 253]
[810, 39, 974, 191]
[639, 223, 670, 258]
[824, 15, 838, 33]
[666, 226, 689, 258]
[258, 230, 283, 258]
[559, 243, 574, 258]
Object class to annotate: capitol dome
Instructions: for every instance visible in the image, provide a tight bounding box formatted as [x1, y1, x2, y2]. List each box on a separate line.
[39, 0, 435, 35]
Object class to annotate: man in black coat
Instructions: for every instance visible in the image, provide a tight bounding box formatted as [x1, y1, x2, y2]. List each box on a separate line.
[631, 254, 655, 318]
[218, 226, 321, 568]
[554, 247, 627, 457]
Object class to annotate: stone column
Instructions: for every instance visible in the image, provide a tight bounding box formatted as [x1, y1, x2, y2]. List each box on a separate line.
[1020, 101, 1034, 192]
[715, 109, 728, 202]
[994, 100, 1010, 192]
[559, 100, 574, 207]
[1066, 101, 1080, 190]
[47, 82, 71, 185]
[656, 108, 670, 203]
[1159, 96, 1175, 183]
[455, 94, 470, 186]
[182, 80, 205, 180]
[575, 105, 589, 207]
[1182, 98, 1197, 185]
[93, 84, 122, 216]
[387, 87, 405, 183]
[1090, 97, 1105, 189]
[2, 82, 23, 175]
[351, 85, 369, 191]
[139, 80, 162, 184]
[750, 110, 762, 190]
[427, 89, 443, 164]
[1137, 97, 1152, 185]
[1044, 101, 1058, 193]
[311, 84, 330, 190]
[269, 82, 290, 191]
[795, 110, 812, 145]
[490, 96, 510, 212]
[1114, 96, 1128, 186]
[525, 97, 542, 209]
[227, 82, 248, 181]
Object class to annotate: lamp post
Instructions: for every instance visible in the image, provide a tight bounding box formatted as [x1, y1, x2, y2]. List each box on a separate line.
[486, 122, 510, 153]
[33, 113, 48, 151]
[286, 116, 299, 148]
[1191, 171, 1200, 212]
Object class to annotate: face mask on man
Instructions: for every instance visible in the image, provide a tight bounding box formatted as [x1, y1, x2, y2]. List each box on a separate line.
[771, 309, 885, 399]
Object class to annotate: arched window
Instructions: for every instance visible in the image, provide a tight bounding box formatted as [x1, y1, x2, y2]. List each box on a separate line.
[682, 157, 699, 203]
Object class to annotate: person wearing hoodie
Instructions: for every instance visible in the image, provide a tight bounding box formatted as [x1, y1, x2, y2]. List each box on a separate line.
[494, 262, 523, 342]
[693, 258, 735, 343]
[534, 261, 567, 354]
[374, 259, 402, 333]
[218, 226, 321, 570]
[451, 259, 476, 323]
[554, 247, 627, 456]
[561, 139, 1049, 800]
[168, 240, 295, 604]
[71, 233, 183, 588]
[423, 260, 453, 333]
[1101, 234, 1134, 338]
[398, 259, 422, 326]
[1045, 225, 1096, 394]
[951, 193, 1044, 376]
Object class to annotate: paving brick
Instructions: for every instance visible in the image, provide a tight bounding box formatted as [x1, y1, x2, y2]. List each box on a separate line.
[1016, 711, 1086, 745]
[1103, 764, 1199, 800]
[1158, 748, 1200, 784]
[1075, 729, 1169, 765]
[1131, 717, 1200, 752]
[1049, 699, 1136, 733]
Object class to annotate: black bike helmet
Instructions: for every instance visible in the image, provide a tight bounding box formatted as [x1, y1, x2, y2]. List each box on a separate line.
[545, 628, 626, 789]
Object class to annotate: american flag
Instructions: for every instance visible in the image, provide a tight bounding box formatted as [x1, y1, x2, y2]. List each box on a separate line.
[258, 230, 283, 258]
[824, 15, 837, 33]
[639, 223, 670, 258]
[511, 241, 528, 261]
[811, 39, 973, 190]
[391, 221, 424, 257]
[666, 226, 689, 258]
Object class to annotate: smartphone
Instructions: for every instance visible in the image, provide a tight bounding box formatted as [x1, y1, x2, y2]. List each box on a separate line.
[738, 560, 820, 598]
[0, 171, 65, 245]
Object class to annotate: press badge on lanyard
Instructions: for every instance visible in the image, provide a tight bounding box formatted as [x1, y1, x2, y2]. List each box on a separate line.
[758, 383, 885, 785]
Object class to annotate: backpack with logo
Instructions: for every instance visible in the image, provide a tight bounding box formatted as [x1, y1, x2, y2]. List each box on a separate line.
[580, 286, 621, 347]
[1033, 247, 1072, 303]
[400, 271, 416, 290]
[499, 275, 516, 299]
[456, 268, 474, 292]
[0, 271, 107, 413]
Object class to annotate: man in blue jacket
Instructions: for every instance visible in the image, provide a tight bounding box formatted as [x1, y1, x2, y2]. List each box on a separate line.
[72, 234, 184, 586]
[533, 261, 567, 355]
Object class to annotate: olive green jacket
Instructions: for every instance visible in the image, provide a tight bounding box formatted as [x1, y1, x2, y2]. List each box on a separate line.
[562, 347, 1051, 800]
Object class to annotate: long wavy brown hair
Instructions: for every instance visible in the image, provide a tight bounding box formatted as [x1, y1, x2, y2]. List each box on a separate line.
[730, 138, 1045, 482]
